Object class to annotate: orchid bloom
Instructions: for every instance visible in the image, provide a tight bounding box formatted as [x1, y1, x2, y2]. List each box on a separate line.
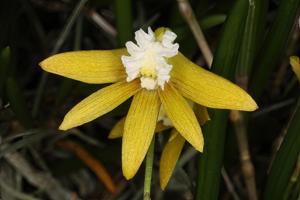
[40, 27, 257, 180]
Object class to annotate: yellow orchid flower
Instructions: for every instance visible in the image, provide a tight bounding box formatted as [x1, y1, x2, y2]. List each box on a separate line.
[39, 27, 257, 180]
[290, 56, 300, 81]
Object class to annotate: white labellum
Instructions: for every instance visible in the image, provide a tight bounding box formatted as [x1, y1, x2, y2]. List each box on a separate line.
[121, 27, 179, 90]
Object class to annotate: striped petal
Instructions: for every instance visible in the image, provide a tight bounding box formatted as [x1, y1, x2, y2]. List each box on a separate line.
[108, 117, 126, 139]
[290, 56, 300, 81]
[160, 129, 185, 190]
[169, 53, 258, 111]
[158, 83, 204, 152]
[122, 89, 160, 179]
[59, 80, 140, 130]
[40, 49, 127, 84]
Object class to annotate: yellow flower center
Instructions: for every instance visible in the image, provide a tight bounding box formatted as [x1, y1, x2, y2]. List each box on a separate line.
[140, 51, 157, 79]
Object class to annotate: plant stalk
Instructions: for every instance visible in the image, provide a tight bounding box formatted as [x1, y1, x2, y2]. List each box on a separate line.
[144, 137, 155, 200]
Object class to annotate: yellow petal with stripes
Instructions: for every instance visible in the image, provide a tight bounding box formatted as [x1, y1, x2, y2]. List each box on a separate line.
[290, 56, 300, 81]
[59, 80, 140, 130]
[40, 49, 127, 84]
[160, 129, 185, 190]
[108, 117, 126, 139]
[158, 83, 204, 152]
[170, 53, 258, 111]
[122, 89, 160, 179]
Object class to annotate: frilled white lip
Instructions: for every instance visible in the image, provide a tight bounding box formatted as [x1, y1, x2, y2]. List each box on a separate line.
[121, 27, 179, 90]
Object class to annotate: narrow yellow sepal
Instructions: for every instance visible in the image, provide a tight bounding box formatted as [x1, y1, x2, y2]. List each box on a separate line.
[122, 89, 161, 179]
[158, 83, 204, 152]
[160, 129, 185, 190]
[40, 49, 127, 84]
[290, 56, 300, 82]
[170, 53, 258, 111]
[59, 80, 140, 130]
[108, 117, 126, 139]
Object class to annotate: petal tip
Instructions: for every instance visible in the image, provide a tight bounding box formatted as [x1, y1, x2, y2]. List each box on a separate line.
[252, 103, 259, 111]
[192, 134, 204, 152]
[122, 166, 135, 180]
[187, 132, 204, 152]
[160, 180, 167, 191]
[39, 57, 53, 71]
[244, 98, 259, 111]
[195, 143, 204, 152]
[58, 119, 72, 131]
[39, 60, 47, 70]
[107, 134, 115, 139]
[107, 133, 120, 139]
[58, 123, 68, 131]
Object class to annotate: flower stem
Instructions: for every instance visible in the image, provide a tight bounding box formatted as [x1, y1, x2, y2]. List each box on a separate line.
[143, 137, 155, 200]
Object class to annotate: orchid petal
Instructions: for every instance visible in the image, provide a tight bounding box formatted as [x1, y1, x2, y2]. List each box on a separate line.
[40, 49, 127, 84]
[170, 53, 258, 111]
[158, 83, 204, 152]
[59, 81, 140, 130]
[122, 89, 160, 179]
[160, 129, 185, 190]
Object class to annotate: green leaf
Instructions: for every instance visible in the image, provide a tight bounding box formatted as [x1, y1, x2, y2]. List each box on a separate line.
[196, 0, 248, 199]
[0, 47, 10, 97]
[263, 99, 300, 200]
[200, 14, 227, 30]
[250, 0, 300, 99]
[236, 0, 268, 78]
[0, 130, 54, 158]
[6, 77, 33, 128]
[55, 79, 76, 106]
[56, 15, 82, 107]
[115, 0, 133, 46]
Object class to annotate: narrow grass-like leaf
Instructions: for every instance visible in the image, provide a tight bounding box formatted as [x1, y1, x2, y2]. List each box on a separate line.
[232, 0, 268, 198]
[196, 0, 248, 199]
[115, 0, 133, 46]
[0, 178, 42, 200]
[0, 47, 10, 97]
[55, 78, 76, 106]
[200, 14, 227, 30]
[6, 77, 33, 128]
[292, 177, 300, 199]
[250, 0, 300, 99]
[236, 0, 268, 78]
[264, 99, 300, 200]
[0, 130, 54, 158]
[2, 129, 45, 143]
[56, 15, 83, 106]
[33, 0, 88, 117]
